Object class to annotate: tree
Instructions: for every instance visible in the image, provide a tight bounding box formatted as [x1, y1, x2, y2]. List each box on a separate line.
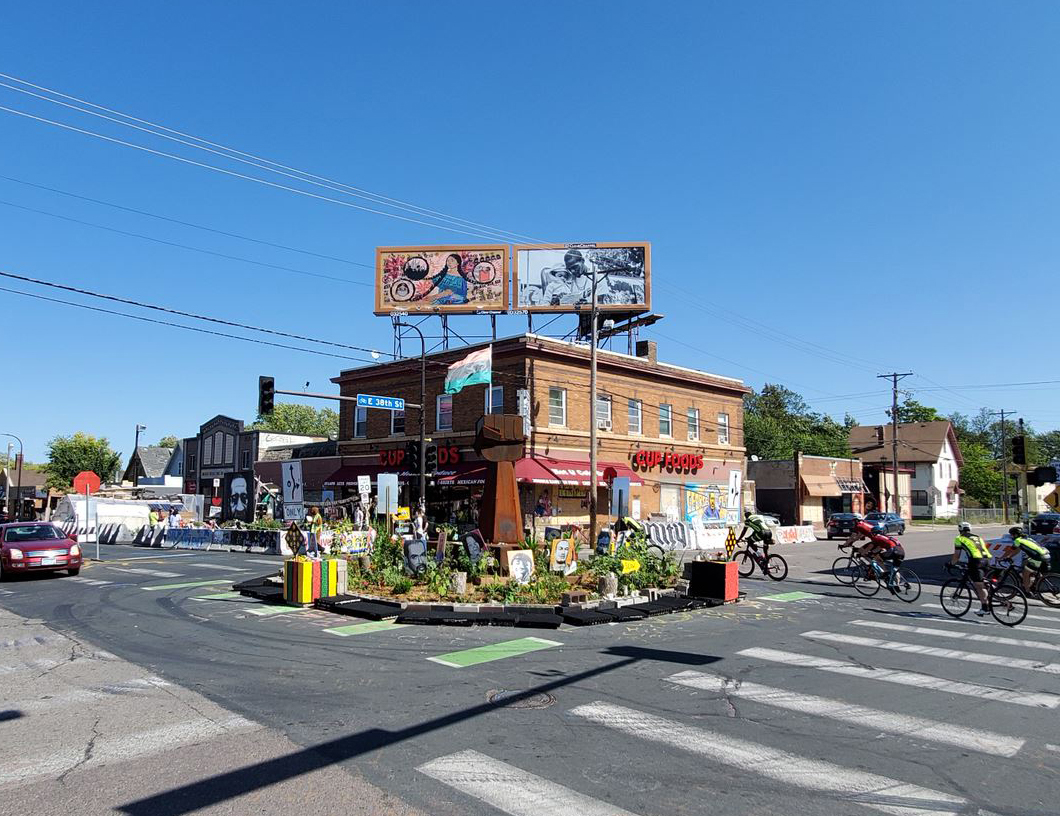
[44, 432, 122, 490]
[956, 441, 1003, 508]
[1036, 430, 1060, 464]
[891, 398, 943, 424]
[744, 384, 853, 460]
[157, 435, 179, 448]
[249, 403, 338, 438]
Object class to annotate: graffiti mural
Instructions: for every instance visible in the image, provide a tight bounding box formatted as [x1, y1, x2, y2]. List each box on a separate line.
[375, 245, 509, 314]
[684, 483, 737, 529]
[222, 470, 254, 523]
[513, 243, 651, 312]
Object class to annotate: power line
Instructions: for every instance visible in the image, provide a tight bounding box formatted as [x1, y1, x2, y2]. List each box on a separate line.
[0, 198, 370, 287]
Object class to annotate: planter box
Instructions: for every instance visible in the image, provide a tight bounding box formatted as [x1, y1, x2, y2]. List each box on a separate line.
[683, 560, 739, 602]
[283, 559, 344, 606]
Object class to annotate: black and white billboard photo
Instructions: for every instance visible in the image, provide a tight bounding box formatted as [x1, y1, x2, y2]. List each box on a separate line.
[513, 242, 651, 313]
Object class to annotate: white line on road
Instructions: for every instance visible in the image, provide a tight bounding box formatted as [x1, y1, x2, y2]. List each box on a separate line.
[850, 619, 1060, 652]
[1046, 744, 1060, 753]
[570, 702, 970, 816]
[109, 567, 183, 578]
[189, 562, 252, 571]
[802, 630, 1060, 675]
[104, 552, 200, 560]
[739, 647, 1060, 708]
[918, 603, 1060, 626]
[66, 576, 112, 586]
[666, 670, 1023, 757]
[418, 749, 641, 816]
[908, 613, 1060, 637]
[244, 559, 283, 566]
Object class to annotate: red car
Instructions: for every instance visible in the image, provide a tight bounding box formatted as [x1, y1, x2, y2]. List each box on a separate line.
[0, 522, 82, 580]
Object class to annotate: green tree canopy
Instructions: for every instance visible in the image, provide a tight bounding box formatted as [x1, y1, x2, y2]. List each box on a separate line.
[956, 441, 1003, 507]
[744, 384, 853, 460]
[249, 403, 338, 438]
[891, 398, 943, 423]
[44, 432, 122, 490]
[156, 435, 179, 448]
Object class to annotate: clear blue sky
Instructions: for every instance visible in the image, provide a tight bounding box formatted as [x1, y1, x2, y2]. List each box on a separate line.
[2, 1, 1058, 462]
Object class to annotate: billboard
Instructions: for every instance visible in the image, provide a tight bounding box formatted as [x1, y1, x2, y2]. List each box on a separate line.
[375, 245, 508, 315]
[513, 242, 651, 313]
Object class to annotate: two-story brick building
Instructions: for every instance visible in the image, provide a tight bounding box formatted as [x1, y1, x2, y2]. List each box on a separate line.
[327, 334, 749, 530]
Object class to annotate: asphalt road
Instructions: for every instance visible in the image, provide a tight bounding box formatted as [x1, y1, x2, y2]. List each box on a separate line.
[1, 524, 1057, 816]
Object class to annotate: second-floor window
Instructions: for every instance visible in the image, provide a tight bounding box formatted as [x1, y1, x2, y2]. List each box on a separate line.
[437, 394, 453, 431]
[687, 407, 700, 441]
[659, 404, 673, 437]
[718, 412, 730, 445]
[628, 399, 642, 434]
[485, 385, 503, 415]
[241, 450, 251, 469]
[354, 406, 367, 438]
[202, 437, 212, 465]
[548, 387, 566, 426]
[596, 394, 612, 429]
[391, 409, 405, 436]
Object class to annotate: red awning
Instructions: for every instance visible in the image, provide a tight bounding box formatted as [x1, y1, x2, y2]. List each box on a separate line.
[437, 456, 643, 488]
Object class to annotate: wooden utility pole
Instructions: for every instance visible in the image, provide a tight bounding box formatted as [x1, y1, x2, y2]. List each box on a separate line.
[878, 372, 913, 515]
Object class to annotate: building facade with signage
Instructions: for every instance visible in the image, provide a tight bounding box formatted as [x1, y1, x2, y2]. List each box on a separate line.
[748, 454, 867, 530]
[328, 334, 749, 533]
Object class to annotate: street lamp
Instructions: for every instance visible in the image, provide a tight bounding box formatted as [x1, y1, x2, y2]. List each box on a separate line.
[133, 424, 147, 486]
[393, 322, 427, 509]
[1, 433, 23, 520]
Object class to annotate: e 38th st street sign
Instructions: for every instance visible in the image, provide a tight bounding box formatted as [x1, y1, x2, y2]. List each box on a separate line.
[356, 394, 405, 411]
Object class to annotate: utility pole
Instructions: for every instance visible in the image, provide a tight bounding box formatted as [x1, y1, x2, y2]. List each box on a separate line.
[1018, 417, 1029, 530]
[588, 263, 600, 548]
[878, 372, 913, 516]
[989, 409, 1014, 524]
[394, 322, 427, 509]
[1, 433, 23, 520]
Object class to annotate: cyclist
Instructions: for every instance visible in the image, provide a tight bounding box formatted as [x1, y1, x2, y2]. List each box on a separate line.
[1001, 526, 1052, 593]
[844, 519, 906, 570]
[739, 510, 775, 551]
[949, 522, 992, 616]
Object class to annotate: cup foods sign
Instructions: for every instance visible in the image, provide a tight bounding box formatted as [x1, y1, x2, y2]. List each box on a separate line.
[632, 449, 704, 473]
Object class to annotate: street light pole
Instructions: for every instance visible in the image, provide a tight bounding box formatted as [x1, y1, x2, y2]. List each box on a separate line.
[1, 433, 23, 519]
[133, 424, 147, 487]
[394, 322, 427, 509]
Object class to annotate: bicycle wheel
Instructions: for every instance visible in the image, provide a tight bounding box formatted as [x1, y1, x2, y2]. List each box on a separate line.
[852, 566, 881, 596]
[990, 584, 1028, 627]
[733, 550, 756, 578]
[1035, 573, 1060, 608]
[765, 554, 788, 581]
[831, 555, 859, 585]
[939, 578, 972, 618]
[890, 567, 922, 603]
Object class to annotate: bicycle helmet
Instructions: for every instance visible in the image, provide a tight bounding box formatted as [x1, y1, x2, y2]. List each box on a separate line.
[1008, 526, 1023, 538]
[957, 522, 971, 534]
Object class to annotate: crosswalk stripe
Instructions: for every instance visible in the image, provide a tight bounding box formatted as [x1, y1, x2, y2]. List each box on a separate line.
[189, 592, 245, 602]
[570, 702, 969, 816]
[850, 619, 1060, 652]
[142, 579, 231, 591]
[802, 630, 1060, 674]
[324, 621, 407, 636]
[190, 562, 252, 571]
[918, 602, 1060, 625]
[666, 670, 1023, 757]
[111, 567, 183, 578]
[739, 647, 1060, 708]
[920, 616, 1060, 638]
[418, 749, 641, 816]
[245, 605, 311, 616]
[245, 558, 283, 566]
[67, 576, 112, 586]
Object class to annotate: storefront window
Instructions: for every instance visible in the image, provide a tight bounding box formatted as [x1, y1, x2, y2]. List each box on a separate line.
[437, 395, 453, 431]
[548, 387, 566, 427]
[628, 399, 642, 435]
[485, 386, 503, 415]
[659, 404, 673, 437]
[660, 484, 680, 519]
[718, 412, 730, 445]
[391, 410, 405, 435]
[354, 406, 367, 438]
[687, 407, 699, 441]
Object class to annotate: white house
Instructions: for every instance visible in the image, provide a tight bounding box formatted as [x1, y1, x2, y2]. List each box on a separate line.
[849, 421, 964, 519]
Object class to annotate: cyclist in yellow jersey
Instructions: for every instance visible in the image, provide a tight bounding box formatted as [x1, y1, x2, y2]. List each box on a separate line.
[1001, 526, 1052, 593]
[950, 522, 991, 616]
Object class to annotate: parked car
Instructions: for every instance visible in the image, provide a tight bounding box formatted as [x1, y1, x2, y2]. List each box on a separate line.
[1030, 513, 1060, 536]
[863, 512, 906, 536]
[0, 522, 82, 580]
[825, 512, 864, 540]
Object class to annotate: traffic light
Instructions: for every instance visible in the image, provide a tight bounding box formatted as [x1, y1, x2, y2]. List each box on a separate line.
[258, 376, 275, 416]
[424, 444, 438, 473]
[1029, 466, 1058, 487]
[1012, 435, 1026, 466]
[404, 441, 421, 472]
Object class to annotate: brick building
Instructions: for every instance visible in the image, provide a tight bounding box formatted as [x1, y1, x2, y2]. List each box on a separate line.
[327, 334, 749, 530]
[748, 454, 867, 530]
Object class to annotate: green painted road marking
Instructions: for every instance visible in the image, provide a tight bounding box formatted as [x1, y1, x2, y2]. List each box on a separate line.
[324, 620, 407, 637]
[427, 636, 562, 668]
[142, 579, 232, 591]
[190, 592, 244, 601]
[760, 591, 820, 602]
[246, 605, 312, 617]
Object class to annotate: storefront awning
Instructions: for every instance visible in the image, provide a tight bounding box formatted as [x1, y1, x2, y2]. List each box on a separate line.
[836, 477, 868, 494]
[437, 456, 643, 488]
[801, 474, 843, 497]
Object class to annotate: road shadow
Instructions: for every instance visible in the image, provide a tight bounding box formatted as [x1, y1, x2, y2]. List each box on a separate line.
[118, 646, 720, 816]
[0, 710, 23, 722]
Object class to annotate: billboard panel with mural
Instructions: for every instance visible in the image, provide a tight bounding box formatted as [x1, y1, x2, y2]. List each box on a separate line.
[513, 242, 651, 313]
[375, 245, 509, 314]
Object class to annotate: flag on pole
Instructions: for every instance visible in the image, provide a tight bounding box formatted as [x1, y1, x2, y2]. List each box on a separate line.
[445, 346, 492, 395]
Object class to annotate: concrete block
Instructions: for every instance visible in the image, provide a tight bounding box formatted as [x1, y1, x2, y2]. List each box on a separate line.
[561, 590, 589, 607]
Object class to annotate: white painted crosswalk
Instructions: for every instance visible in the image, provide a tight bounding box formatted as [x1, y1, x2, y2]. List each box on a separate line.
[66, 576, 113, 587]
[850, 618, 1060, 652]
[189, 562, 252, 571]
[110, 567, 183, 578]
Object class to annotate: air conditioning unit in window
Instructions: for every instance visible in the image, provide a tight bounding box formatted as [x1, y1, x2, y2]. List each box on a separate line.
[597, 419, 612, 431]
[688, 431, 698, 441]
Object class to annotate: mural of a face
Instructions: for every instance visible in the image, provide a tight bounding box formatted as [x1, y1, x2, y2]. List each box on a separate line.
[223, 471, 254, 522]
[229, 477, 248, 516]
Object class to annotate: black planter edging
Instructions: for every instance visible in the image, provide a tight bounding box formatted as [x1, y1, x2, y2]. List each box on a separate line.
[315, 597, 402, 620]
[561, 608, 615, 626]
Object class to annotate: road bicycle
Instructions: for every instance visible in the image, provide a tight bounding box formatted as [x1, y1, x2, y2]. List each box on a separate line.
[940, 564, 1028, 627]
[734, 537, 788, 581]
[984, 558, 1060, 608]
[831, 542, 874, 586]
[850, 556, 922, 602]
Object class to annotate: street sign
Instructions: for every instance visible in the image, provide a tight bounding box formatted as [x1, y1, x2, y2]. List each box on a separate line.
[72, 471, 101, 494]
[1046, 490, 1059, 511]
[283, 502, 305, 523]
[357, 394, 405, 411]
[281, 461, 304, 503]
[357, 474, 372, 495]
[725, 527, 738, 560]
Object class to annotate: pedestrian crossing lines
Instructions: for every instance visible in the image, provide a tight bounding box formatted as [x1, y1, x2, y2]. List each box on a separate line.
[110, 567, 183, 578]
[67, 576, 113, 587]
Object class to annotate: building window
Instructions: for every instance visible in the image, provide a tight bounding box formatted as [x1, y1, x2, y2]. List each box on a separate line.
[203, 436, 213, 465]
[718, 412, 730, 445]
[214, 431, 223, 464]
[912, 489, 929, 507]
[595, 394, 612, 429]
[628, 399, 642, 435]
[437, 394, 453, 431]
[485, 386, 503, 415]
[224, 434, 234, 464]
[188, 451, 197, 474]
[354, 406, 367, 438]
[241, 450, 251, 469]
[659, 404, 673, 437]
[687, 407, 700, 441]
[391, 409, 405, 436]
[548, 387, 566, 427]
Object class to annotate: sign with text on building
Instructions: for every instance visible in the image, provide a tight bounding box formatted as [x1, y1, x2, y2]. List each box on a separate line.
[357, 394, 405, 411]
[632, 449, 704, 473]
